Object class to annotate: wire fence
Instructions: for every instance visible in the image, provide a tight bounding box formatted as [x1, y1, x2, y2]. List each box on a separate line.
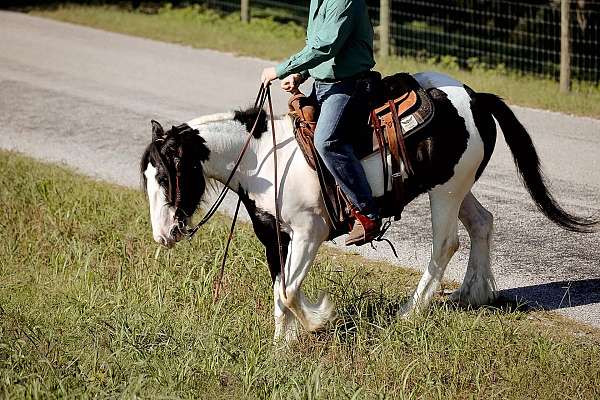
[381, 0, 599, 83]
[206, 0, 600, 84]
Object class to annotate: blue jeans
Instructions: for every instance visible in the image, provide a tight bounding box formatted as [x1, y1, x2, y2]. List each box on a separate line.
[311, 79, 379, 218]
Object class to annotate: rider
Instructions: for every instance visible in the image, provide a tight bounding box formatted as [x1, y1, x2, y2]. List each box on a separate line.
[261, 0, 381, 246]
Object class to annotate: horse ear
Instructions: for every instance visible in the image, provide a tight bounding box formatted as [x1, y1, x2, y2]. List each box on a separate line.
[151, 120, 164, 142]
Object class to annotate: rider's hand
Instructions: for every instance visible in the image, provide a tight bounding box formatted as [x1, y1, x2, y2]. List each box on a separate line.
[281, 74, 303, 93]
[260, 67, 277, 85]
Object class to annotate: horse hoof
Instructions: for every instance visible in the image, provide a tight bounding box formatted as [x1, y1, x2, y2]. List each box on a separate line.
[448, 289, 468, 306]
[449, 286, 496, 307]
[399, 301, 416, 319]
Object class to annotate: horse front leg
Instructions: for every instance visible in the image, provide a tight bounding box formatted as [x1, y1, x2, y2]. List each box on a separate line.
[273, 280, 300, 344]
[262, 238, 299, 343]
[274, 218, 335, 343]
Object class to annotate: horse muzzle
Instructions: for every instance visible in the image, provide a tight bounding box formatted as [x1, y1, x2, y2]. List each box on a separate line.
[169, 225, 184, 241]
[157, 235, 175, 248]
[167, 218, 190, 244]
[153, 224, 186, 248]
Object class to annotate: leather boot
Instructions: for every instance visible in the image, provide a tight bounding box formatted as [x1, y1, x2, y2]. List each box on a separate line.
[345, 210, 381, 246]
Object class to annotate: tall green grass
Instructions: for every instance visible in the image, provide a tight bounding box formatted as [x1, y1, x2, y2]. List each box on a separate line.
[1, 151, 600, 398]
[30, 4, 600, 118]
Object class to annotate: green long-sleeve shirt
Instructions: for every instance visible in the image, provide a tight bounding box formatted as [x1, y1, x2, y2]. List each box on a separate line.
[275, 0, 375, 81]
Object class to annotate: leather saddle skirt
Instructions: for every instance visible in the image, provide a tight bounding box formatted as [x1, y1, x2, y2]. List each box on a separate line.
[352, 72, 434, 159]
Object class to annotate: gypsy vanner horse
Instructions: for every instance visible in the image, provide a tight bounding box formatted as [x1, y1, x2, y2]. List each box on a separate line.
[140, 72, 598, 343]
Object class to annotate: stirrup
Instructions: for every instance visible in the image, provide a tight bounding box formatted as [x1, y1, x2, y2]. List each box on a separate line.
[345, 211, 381, 246]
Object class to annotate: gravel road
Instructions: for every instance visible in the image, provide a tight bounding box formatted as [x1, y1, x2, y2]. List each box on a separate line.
[1, 12, 599, 326]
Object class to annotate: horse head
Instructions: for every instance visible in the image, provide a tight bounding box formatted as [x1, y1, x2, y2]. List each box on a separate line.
[140, 120, 210, 247]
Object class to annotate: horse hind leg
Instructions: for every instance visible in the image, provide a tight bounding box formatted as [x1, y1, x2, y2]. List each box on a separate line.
[401, 187, 463, 317]
[452, 191, 497, 306]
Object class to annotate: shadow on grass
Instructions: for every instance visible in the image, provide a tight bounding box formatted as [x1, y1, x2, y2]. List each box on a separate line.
[322, 292, 508, 343]
[306, 290, 408, 343]
[312, 279, 600, 342]
[321, 290, 532, 342]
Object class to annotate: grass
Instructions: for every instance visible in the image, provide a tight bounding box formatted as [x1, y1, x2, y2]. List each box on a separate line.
[29, 4, 600, 119]
[34, 3, 306, 63]
[2, 151, 600, 398]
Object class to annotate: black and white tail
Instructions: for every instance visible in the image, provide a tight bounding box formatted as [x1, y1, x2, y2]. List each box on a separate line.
[476, 93, 599, 233]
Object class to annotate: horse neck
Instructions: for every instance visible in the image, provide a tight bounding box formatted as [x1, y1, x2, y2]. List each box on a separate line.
[195, 119, 259, 190]
[193, 114, 294, 193]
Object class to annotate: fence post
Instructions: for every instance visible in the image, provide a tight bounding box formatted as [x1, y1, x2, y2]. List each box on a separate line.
[560, 0, 571, 92]
[241, 0, 250, 23]
[379, 0, 390, 57]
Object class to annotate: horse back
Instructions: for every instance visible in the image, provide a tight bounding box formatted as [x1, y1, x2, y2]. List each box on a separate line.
[400, 74, 496, 205]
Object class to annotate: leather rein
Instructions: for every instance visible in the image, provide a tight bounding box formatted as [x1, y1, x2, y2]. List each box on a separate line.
[183, 83, 287, 301]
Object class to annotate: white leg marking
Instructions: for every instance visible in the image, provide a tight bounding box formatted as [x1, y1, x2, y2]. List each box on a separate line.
[402, 187, 463, 316]
[452, 191, 497, 305]
[273, 276, 300, 344]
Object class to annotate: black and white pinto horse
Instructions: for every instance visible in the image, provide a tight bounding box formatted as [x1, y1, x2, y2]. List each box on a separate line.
[141, 72, 597, 343]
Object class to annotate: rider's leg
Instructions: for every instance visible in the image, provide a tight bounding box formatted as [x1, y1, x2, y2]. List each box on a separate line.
[312, 80, 380, 244]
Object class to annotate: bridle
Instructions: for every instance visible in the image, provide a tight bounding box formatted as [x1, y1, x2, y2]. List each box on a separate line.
[175, 83, 287, 300]
[166, 130, 198, 235]
[173, 147, 185, 220]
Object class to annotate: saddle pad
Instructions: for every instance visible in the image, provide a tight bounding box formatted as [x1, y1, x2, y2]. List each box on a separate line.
[365, 73, 435, 156]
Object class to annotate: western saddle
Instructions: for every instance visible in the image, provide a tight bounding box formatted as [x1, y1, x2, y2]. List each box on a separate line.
[288, 72, 434, 239]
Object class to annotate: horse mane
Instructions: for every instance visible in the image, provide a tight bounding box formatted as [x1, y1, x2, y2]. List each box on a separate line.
[233, 107, 268, 138]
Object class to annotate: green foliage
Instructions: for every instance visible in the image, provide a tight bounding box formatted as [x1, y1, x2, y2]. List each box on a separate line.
[388, 0, 600, 82]
[33, 4, 306, 61]
[438, 55, 460, 70]
[1, 151, 600, 398]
